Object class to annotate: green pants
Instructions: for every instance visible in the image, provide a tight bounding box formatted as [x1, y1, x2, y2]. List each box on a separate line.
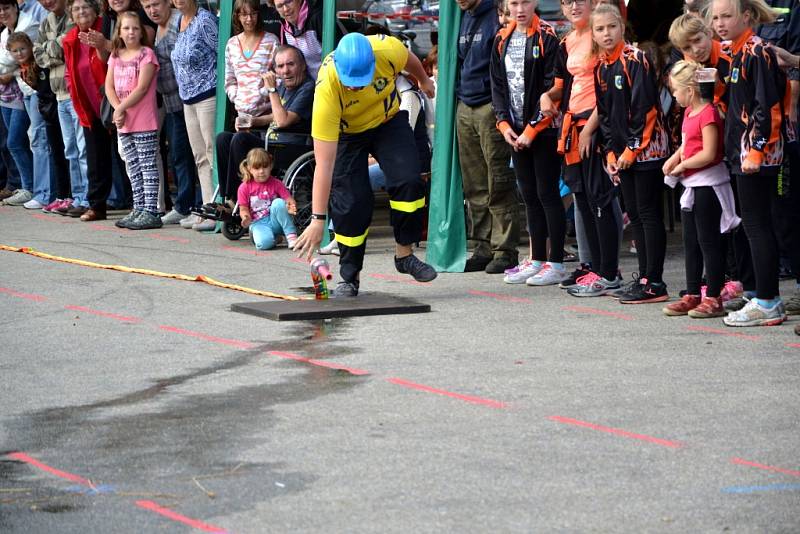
[456, 101, 520, 260]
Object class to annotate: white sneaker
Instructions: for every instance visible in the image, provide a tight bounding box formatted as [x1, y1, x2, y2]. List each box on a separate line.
[319, 238, 340, 256]
[503, 259, 542, 284]
[723, 299, 787, 327]
[192, 218, 217, 232]
[286, 234, 298, 249]
[4, 189, 32, 206]
[161, 209, 187, 225]
[526, 264, 570, 286]
[180, 214, 200, 228]
[23, 198, 45, 210]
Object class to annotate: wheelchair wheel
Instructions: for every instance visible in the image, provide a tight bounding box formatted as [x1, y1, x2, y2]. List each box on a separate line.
[222, 218, 246, 240]
[283, 150, 315, 231]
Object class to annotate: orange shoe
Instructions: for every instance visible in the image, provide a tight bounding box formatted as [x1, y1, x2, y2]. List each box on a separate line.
[688, 296, 725, 318]
[663, 294, 701, 316]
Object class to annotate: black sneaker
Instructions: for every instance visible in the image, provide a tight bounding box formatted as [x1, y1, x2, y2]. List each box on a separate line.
[395, 254, 437, 282]
[485, 256, 517, 274]
[332, 280, 359, 297]
[464, 254, 491, 272]
[620, 281, 669, 304]
[559, 263, 593, 289]
[609, 272, 642, 299]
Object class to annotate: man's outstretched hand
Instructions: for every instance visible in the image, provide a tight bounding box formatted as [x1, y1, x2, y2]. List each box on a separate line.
[293, 219, 325, 261]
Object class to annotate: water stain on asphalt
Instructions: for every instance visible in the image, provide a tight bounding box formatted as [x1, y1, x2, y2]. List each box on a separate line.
[0, 318, 366, 530]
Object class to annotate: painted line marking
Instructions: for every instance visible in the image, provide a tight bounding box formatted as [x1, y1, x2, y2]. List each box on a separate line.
[0, 286, 47, 302]
[289, 257, 308, 265]
[135, 500, 227, 533]
[87, 223, 128, 234]
[387, 377, 507, 409]
[563, 305, 634, 321]
[65, 305, 142, 323]
[30, 213, 73, 224]
[6, 452, 93, 486]
[268, 350, 369, 375]
[368, 273, 428, 286]
[221, 245, 270, 257]
[159, 325, 257, 349]
[468, 289, 532, 304]
[722, 483, 800, 494]
[548, 416, 683, 448]
[787, 343, 800, 348]
[686, 325, 760, 341]
[148, 233, 190, 244]
[731, 457, 800, 478]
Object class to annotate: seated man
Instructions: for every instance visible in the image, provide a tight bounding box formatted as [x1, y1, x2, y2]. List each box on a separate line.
[215, 44, 314, 202]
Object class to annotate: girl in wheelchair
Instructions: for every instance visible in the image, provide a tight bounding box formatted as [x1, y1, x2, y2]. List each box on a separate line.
[238, 148, 298, 250]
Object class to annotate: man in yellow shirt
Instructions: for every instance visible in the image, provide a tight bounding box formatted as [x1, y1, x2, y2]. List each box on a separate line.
[294, 32, 436, 297]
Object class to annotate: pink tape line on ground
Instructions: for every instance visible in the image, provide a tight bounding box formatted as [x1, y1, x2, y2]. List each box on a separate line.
[731, 457, 800, 478]
[548, 416, 683, 448]
[135, 500, 228, 533]
[387, 377, 507, 409]
[7, 452, 93, 486]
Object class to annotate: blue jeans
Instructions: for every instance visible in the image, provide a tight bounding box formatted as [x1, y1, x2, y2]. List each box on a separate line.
[57, 99, 89, 207]
[164, 110, 200, 214]
[250, 198, 297, 250]
[1, 105, 32, 192]
[0, 110, 19, 190]
[24, 94, 54, 204]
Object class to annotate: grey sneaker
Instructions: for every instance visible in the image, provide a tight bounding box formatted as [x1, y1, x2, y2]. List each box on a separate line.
[332, 280, 359, 298]
[568, 275, 622, 297]
[723, 299, 787, 327]
[4, 189, 32, 206]
[161, 209, 187, 225]
[609, 272, 642, 299]
[784, 290, 800, 316]
[723, 295, 749, 312]
[115, 210, 141, 228]
[127, 211, 163, 230]
[395, 254, 437, 282]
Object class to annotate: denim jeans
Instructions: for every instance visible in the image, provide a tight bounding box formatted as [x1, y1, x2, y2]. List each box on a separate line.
[24, 94, 54, 204]
[0, 105, 32, 192]
[250, 198, 297, 250]
[0, 110, 19, 190]
[164, 110, 200, 214]
[57, 99, 89, 207]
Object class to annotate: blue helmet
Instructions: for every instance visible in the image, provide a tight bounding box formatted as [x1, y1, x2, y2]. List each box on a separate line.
[334, 33, 375, 87]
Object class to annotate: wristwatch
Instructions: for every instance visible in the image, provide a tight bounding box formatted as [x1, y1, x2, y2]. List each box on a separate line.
[310, 213, 327, 221]
[267, 87, 277, 94]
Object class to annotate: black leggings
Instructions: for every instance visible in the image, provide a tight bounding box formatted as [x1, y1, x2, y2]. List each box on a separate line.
[510, 135, 565, 263]
[619, 167, 666, 283]
[682, 186, 725, 297]
[574, 191, 620, 280]
[736, 173, 780, 299]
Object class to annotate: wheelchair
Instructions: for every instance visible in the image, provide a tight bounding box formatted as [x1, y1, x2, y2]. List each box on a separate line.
[194, 126, 316, 241]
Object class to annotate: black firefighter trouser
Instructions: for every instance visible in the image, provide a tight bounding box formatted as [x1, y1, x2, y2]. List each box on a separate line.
[331, 111, 426, 283]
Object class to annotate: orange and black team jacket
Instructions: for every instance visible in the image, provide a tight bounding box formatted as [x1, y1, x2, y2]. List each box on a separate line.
[595, 41, 670, 171]
[725, 28, 787, 176]
[667, 40, 732, 114]
[489, 15, 560, 140]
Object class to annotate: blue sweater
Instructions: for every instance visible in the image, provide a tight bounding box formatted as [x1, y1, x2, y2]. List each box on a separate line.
[456, 0, 499, 107]
[171, 9, 218, 104]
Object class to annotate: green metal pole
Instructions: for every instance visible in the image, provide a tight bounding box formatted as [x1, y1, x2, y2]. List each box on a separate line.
[214, 1, 233, 190]
[322, 0, 336, 56]
[425, 3, 466, 272]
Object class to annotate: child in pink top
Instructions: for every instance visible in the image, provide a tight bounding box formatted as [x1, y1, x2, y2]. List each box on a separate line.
[662, 60, 735, 319]
[105, 11, 162, 230]
[237, 148, 297, 251]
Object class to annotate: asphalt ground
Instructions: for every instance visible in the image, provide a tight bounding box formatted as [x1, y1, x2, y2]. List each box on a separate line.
[0, 204, 798, 533]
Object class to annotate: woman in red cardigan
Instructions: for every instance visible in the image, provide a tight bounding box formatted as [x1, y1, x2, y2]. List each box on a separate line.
[62, 0, 112, 221]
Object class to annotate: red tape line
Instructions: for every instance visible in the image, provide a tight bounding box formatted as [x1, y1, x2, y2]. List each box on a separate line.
[563, 305, 634, 321]
[468, 290, 532, 304]
[686, 325, 760, 341]
[7, 452, 93, 486]
[731, 457, 800, 478]
[65, 305, 142, 323]
[159, 325, 257, 349]
[387, 377, 507, 409]
[135, 500, 227, 533]
[548, 416, 683, 448]
[268, 350, 369, 375]
[0, 286, 47, 302]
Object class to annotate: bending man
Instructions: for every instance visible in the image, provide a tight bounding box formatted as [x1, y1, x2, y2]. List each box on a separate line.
[294, 32, 437, 297]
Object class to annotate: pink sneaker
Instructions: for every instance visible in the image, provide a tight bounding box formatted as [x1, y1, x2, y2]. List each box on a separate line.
[42, 199, 67, 213]
[574, 271, 601, 287]
[700, 280, 744, 302]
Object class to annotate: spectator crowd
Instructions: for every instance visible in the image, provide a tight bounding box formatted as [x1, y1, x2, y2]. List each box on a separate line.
[0, 0, 797, 333]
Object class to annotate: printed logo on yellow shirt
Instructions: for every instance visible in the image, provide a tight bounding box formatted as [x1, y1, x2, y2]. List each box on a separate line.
[373, 77, 388, 94]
